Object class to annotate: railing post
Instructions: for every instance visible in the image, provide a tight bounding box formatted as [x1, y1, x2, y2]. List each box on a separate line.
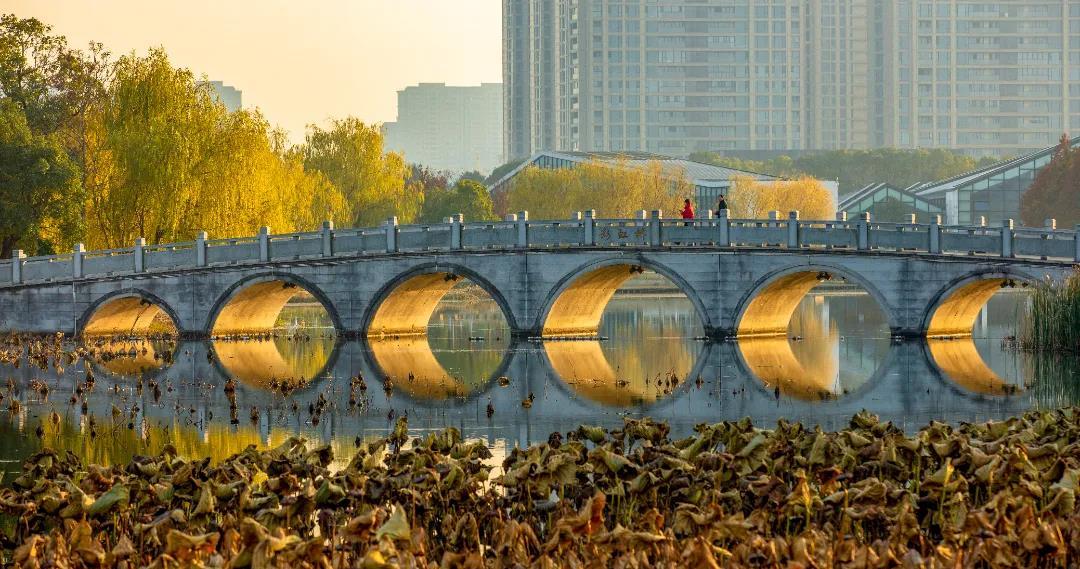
[836, 211, 848, 222]
[321, 221, 334, 257]
[638, 210, 647, 220]
[650, 210, 662, 246]
[929, 215, 941, 254]
[517, 211, 529, 248]
[134, 238, 145, 272]
[584, 210, 595, 246]
[1074, 224, 1080, 263]
[385, 217, 398, 253]
[258, 226, 270, 262]
[787, 211, 800, 248]
[1001, 219, 1014, 258]
[718, 209, 730, 246]
[72, 243, 84, 279]
[857, 213, 870, 251]
[11, 250, 24, 284]
[451, 214, 463, 249]
[196, 231, 208, 267]
[706, 209, 715, 220]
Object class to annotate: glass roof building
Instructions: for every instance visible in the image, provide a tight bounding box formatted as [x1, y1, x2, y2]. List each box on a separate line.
[838, 183, 943, 223]
[911, 135, 1080, 226]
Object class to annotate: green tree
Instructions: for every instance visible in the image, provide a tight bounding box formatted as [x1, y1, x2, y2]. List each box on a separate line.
[0, 100, 82, 255]
[1021, 134, 1080, 227]
[419, 179, 496, 223]
[485, 157, 527, 185]
[301, 118, 420, 227]
[459, 170, 485, 183]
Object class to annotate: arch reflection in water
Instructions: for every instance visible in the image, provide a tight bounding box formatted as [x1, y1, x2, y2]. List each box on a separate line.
[546, 296, 702, 406]
[738, 293, 889, 400]
[212, 336, 336, 388]
[927, 291, 1031, 395]
[369, 289, 511, 400]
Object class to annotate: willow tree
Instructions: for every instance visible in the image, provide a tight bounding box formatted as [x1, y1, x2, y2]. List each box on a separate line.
[301, 118, 420, 227]
[506, 159, 688, 220]
[83, 49, 344, 247]
[727, 175, 835, 220]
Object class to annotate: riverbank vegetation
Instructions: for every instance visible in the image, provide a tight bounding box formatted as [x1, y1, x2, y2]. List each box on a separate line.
[5, 408, 1080, 566]
[1023, 269, 1080, 353]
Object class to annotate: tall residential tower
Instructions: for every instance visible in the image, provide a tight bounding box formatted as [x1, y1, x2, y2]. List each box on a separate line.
[383, 83, 504, 174]
[503, 0, 1080, 159]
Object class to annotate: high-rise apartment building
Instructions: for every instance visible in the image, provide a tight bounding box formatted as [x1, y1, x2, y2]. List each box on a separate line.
[383, 83, 504, 174]
[205, 81, 242, 112]
[504, 0, 1080, 159]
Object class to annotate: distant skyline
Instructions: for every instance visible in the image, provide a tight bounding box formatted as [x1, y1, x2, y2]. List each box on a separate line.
[7, 0, 502, 142]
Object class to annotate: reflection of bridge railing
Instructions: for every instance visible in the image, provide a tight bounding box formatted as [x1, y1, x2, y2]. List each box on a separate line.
[2, 210, 1076, 287]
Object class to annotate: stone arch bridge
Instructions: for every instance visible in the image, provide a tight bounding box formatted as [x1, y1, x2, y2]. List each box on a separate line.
[0, 211, 1075, 340]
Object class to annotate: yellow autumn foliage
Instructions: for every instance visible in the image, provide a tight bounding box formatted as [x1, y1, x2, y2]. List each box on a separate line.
[507, 159, 690, 220]
[727, 175, 835, 220]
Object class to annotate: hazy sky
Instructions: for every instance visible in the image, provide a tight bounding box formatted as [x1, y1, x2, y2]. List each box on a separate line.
[6, 0, 502, 141]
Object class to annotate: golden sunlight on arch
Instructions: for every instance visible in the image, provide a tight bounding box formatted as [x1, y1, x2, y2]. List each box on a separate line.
[82, 296, 177, 337]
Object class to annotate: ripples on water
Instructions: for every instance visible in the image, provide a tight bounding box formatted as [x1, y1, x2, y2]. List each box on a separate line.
[1, 282, 1078, 481]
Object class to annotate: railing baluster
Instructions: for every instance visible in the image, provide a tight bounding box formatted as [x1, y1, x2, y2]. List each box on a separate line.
[517, 211, 529, 248]
[73, 244, 84, 278]
[787, 211, 800, 248]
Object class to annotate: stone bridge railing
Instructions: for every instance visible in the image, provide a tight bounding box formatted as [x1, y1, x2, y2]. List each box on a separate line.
[2, 210, 1077, 288]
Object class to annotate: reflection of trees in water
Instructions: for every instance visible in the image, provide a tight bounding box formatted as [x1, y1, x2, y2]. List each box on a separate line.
[0, 413, 361, 475]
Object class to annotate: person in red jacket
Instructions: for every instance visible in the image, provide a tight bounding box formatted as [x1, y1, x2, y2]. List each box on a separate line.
[680, 198, 695, 220]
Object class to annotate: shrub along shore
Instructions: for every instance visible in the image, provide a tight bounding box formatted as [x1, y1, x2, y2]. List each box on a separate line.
[5, 408, 1080, 567]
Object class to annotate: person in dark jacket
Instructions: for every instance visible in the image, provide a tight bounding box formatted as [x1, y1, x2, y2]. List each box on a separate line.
[716, 195, 728, 213]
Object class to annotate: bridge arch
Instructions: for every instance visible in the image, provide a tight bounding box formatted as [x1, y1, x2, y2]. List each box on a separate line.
[734, 263, 897, 337]
[206, 272, 342, 336]
[78, 289, 183, 336]
[362, 263, 519, 338]
[537, 256, 713, 338]
[922, 268, 1043, 337]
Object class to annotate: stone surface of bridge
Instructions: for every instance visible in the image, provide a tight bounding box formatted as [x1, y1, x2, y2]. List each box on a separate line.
[0, 210, 1075, 339]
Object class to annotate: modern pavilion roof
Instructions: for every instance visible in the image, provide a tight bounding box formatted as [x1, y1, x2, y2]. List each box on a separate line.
[913, 135, 1080, 197]
[487, 150, 779, 191]
[838, 182, 943, 214]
